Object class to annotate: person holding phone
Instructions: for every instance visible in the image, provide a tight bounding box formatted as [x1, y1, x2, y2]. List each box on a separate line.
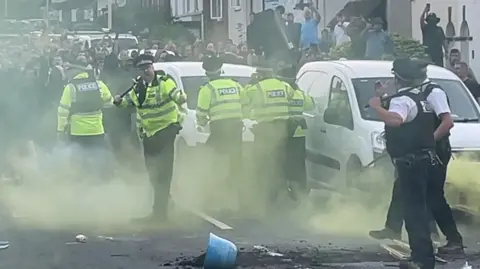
[420, 3, 448, 67]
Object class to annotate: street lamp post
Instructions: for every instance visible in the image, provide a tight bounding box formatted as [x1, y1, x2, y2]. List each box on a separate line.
[107, 0, 113, 29]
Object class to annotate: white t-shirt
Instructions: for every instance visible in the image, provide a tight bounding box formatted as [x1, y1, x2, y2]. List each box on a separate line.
[388, 84, 450, 123]
[333, 22, 351, 46]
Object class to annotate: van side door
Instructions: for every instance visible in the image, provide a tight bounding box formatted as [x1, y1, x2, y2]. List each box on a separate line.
[318, 74, 355, 187]
[301, 71, 333, 184]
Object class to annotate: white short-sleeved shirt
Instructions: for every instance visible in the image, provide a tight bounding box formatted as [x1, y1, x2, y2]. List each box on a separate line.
[388, 83, 450, 123]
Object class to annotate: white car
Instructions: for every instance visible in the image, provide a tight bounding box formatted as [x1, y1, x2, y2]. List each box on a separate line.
[152, 61, 255, 149]
[297, 60, 480, 192]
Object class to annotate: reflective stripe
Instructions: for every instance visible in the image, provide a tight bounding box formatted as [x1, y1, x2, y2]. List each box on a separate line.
[197, 107, 209, 113]
[72, 110, 102, 116]
[70, 84, 76, 103]
[141, 100, 170, 109]
[209, 108, 244, 117]
[59, 104, 70, 110]
[206, 83, 218, 106]
[168, 87, 180, 99]
[255, 111, 291, 117]
[140, 105, 176, 119]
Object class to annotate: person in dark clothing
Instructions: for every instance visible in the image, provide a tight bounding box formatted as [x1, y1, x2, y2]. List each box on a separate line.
[285, 13, 301, 49]
[247, 12, 261, 55]
[420, 5, 448, 66]
[455, 61, 480, 103]
[368, 58, 437, 269]
[370, 61, 464, 257]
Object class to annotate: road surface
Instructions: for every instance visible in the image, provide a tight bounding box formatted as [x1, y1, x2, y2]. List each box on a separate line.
[1, 202, 479, 269]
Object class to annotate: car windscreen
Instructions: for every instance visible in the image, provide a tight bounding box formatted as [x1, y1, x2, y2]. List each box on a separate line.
[352, 78, 480, 122]
[181, 76, 251, 109]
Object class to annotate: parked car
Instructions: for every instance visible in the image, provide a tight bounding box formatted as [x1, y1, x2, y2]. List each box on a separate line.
[152, 61, 255, 151]
[296, 60, 480, 192]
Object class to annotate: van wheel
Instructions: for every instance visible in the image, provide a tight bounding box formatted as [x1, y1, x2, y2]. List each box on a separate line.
[345, 157, 363, 190]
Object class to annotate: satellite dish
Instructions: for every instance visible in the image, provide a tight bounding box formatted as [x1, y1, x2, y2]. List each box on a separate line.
[117, 0, 127, 7]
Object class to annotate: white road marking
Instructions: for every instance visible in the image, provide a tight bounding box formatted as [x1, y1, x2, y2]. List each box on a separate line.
[173, 200, 232, 230]
[192, 210, 233, 230]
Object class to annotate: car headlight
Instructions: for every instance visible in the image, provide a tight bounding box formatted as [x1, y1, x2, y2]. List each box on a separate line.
[371, 131, 386, 153]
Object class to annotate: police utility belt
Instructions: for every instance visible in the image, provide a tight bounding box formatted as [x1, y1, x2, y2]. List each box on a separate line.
[392, 149, 438, 168]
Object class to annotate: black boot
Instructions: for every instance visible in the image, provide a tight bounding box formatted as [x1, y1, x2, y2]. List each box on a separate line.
[437, 241, 464, 255]
[369, 228, 401, 240]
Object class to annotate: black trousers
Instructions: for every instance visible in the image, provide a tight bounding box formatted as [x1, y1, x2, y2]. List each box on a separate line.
[207, 119, 243, 183]
[395, 157, 435, 268]
[385, 149, 463, 244]
[142, 124, 179, 219]
[286, 136, 307, 195]
[253, 120, 289, 205]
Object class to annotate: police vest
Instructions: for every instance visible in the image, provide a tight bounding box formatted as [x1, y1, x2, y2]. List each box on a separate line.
[252, 78, 290, 121]
[384, 91, 436, 158]
[204, 79, 243, 121]
[423, 83, 451, 151]
[288, 90, 308, 137]
[126, 75, 179, 137]
[70, 72, 103, 114]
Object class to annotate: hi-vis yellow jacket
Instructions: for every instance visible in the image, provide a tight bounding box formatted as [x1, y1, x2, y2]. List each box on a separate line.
[57, 72, 113, 136]
[118, 75, 186, 138]
[196, 78, 246, 126]
[244, 78, 295, 122]
[288, 89, 314, 137]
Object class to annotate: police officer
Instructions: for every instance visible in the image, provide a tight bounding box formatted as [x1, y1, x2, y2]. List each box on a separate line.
[278, 65, 314, 200]
[113, 54, 187, 222]
[370, 60, 464, 255]
[368, 58, 436, 269]
[245, 60, 295, 208]
[196, 55, 245, 198]
[57, 57, 113, 178]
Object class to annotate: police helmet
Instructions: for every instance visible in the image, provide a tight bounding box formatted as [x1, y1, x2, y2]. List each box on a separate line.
[392, 58, 428, 82]
[202, 55, 223, 75]
[133, 54, 155, 68]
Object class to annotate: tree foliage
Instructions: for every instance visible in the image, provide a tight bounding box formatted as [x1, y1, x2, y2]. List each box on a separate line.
[328, 33, 430, 60]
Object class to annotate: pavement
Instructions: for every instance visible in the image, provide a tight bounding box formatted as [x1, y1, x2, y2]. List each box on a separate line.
[0, 180, 479, 269]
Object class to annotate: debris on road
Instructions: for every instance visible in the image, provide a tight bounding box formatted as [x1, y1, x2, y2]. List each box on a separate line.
[253, 245, 284, 257]
[75, 234, 87, 243]
[0, 241, 9, 250]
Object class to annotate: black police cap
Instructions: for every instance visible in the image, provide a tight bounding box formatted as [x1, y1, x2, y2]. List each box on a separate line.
[392, 58, 428, 81]
[202, 55, 223, 72]
[133, 54, 155, 68]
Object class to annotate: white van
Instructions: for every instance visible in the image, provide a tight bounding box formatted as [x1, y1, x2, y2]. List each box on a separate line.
[152, 61, 255, 150]
[297, 60, 480, 192]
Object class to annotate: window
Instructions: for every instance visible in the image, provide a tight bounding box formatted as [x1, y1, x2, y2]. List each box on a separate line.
[231, 0, 241, 7]
[326, 76, 353, 128]
[194, 0, 199, 11]
[182, 76, 251, 109]
[186, 0, 192, 13]
[328, 76, 350, 111]
[210, 0, 222, 19]
[296, 71, 317, 92]
[352, 77, 480, 122]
